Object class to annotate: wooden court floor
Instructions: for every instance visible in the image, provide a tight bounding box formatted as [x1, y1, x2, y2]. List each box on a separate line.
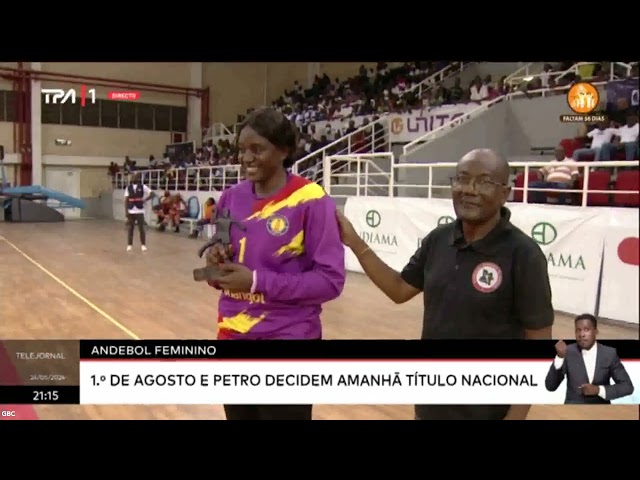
[0, 219, 638, 420]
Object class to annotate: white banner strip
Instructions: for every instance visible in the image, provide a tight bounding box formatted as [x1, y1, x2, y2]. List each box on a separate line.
[343, 198, 639, 323]
[79, 360, 640, 405]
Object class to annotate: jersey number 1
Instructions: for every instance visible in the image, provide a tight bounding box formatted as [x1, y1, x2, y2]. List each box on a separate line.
[238, 237, 247, 263]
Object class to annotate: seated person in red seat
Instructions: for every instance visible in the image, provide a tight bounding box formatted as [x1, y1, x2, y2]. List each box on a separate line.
[159, 194, 186, 233]
[572, 120, 618, 162]
[154, 191, 172, 225]
[601, 112, 639, 161]
[529, 146, 579, 204]
[189, 197, 217, 239]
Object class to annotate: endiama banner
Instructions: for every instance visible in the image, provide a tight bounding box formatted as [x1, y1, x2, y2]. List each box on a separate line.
[343, 196, 417, 273]
[599, 209, 639, 325]
[508, 205, 606, 316]
[344, 197, 460, 275]
[343, 198, 635, 323]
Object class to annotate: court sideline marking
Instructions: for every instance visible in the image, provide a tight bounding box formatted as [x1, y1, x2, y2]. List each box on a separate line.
[0, 234, 140, 340]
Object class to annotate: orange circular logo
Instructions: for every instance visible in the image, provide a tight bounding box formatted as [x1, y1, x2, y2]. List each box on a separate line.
[390, 117, 403, 134]
[567, 82, 599, 114]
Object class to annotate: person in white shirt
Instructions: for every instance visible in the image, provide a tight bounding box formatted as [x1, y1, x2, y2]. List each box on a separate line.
[124, 173, 155, 252]
[601, 112, 639, 160]
[545, 314, 634, 404]
[529, 146, 579, 204]
[469, 76, 489, 102]
[572, 121, 618, 161]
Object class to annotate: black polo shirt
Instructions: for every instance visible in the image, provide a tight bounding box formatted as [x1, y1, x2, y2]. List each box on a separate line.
[400, 206, 554, 420]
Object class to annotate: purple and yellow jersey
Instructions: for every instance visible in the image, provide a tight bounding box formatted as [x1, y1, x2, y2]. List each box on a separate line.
[212, 174, 346, 340]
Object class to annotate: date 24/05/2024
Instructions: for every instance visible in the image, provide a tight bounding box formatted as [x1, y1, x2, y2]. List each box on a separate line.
[29, 374, 66, 382]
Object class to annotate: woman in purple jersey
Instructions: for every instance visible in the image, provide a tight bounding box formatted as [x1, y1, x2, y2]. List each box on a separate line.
[204, 107, 346, 420]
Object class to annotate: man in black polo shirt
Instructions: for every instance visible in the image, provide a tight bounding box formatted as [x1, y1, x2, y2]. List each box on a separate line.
[337, 148, 555, 420]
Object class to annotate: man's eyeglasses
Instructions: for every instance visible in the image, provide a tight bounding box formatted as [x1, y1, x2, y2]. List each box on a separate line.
[450, 175, 506, 193]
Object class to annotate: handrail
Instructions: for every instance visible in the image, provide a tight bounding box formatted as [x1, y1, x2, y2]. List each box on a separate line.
[292, 115, 391, 177]
[113, 159, 639, 210]
[402, 80, 609, 157]
[313, 154, 639, 206]
[391, 160, 639, 207]
[295, 65, 472, 175]
[503, 62, 536, 84]
[202, 63, 468, 145]
[401, 98, 498, 155]
[114, 164, 242, 192]
[401, 62, 470, 100]
[322, 153, 394, 198]
[507, 61, 634, 89]
[401, 62, 552, 155]
[203, 122, 236, 143]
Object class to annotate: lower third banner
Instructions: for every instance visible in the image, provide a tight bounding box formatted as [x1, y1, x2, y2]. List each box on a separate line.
[79, 359, 640, 405]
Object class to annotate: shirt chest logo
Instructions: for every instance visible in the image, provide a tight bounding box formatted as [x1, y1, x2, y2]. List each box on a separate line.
[266, 214, 289, 236]
[472, 262, 503, 293]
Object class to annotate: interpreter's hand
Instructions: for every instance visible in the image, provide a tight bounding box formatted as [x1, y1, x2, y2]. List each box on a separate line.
[336, 211, 360, 248]
[579, 384, 600, 396]
[554, 340, 567, 358]
[216, 263, 253, 293]
[205, 242, 234, 265]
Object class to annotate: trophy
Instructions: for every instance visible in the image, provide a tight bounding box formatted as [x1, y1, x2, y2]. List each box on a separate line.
[193, 208, 246, 282]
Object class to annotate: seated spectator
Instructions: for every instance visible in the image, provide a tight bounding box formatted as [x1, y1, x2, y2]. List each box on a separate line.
[469, 76, 489, 102]
[447, 78, 465, 103]
[488, 76, 509, 99]
[189, 197, 216, 239]
[153, 190, 172, 224]
[573, 120, 618, 162]
[108, 161, 119, 177]
[158, 193, 186, 233]
[601, 112, 639, 161]
[539, 64, 554, 88]
[529, 146, 579, 204]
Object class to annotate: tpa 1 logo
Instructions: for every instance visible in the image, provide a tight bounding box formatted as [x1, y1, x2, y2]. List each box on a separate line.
[42, 86, 96, 106]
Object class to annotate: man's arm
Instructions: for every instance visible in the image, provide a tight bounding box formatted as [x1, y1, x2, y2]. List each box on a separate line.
[123, 187, 130, 218]
[515, 242, 555, 335]
[603, 349, 635, 401]
[544, 355, 567, 392]
[143, 185, 155, 202]
[505, 241, 555, 420]
[347, 234, 429, 305]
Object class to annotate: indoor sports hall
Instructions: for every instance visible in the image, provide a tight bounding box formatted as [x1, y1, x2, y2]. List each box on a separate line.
[0, 61, 638, 420]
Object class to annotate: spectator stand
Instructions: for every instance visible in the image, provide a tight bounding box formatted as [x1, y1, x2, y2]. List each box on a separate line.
[290, 62, 474, 181]
[401, 62, 635, 159]
[292, 116, 391, 183]
[506, 61, 638, 93]
[203, 62, 467, 154]
[114, 165, 242, 193]
[314, 155, 638, 204]
[328, 155, 639, 324]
